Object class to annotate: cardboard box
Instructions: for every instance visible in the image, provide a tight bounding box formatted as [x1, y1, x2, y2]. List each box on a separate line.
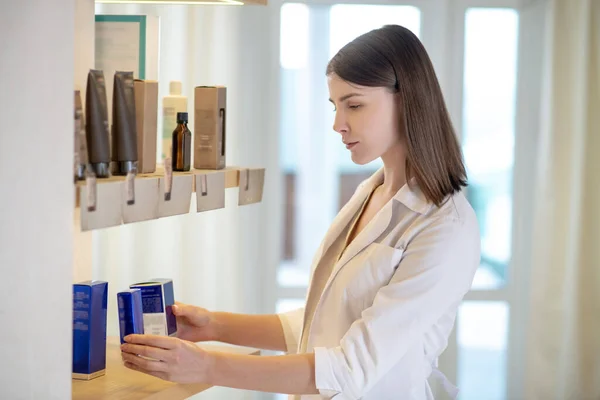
[130, 279, 177, 337]
[72, 281, 108, 380]
[194, 86, 226, 170]
[134, 80, 158, 173]
[117, 289, 145, 344]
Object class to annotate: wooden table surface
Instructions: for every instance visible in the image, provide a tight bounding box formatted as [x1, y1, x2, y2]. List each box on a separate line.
[72, 337, 260, 400]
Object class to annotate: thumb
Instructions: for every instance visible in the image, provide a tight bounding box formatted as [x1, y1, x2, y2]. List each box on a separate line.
[172, 303, 186, 316]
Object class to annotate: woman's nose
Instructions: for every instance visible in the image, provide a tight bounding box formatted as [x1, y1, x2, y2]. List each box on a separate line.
[333, 111, 348, 134]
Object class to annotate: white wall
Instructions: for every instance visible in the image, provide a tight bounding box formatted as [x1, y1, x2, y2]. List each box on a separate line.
[73, 0, 95, 283]
[0, 0, 74, 399]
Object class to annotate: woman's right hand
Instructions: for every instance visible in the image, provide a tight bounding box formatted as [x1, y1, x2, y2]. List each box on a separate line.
[172, 302, 219, 343]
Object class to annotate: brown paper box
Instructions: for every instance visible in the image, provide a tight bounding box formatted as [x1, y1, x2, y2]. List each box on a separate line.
[134, 80, 158, 173]
[238, 168, 265, 206]
[195, 171, 226, 212]
[194, 86, 226, 170]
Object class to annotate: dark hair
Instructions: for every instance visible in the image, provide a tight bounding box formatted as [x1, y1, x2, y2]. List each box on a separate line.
[326, 24, 467, 207]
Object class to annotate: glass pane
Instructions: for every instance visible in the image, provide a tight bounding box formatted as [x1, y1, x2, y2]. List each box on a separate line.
[462, 8, 519, 288]
[329, 5, 421, 58]
[277, 260, 309, 288]
[329, 5, 421, 174]
[276, 298, 306, 313]
[457, 301, 509, 400]
[280, 3, 309, 70]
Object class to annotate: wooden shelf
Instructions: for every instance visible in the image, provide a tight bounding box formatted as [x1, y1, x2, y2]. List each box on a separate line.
[75, 166, 265, 231]
[75, 166, 241, 198]
[72, 337, 260, 400]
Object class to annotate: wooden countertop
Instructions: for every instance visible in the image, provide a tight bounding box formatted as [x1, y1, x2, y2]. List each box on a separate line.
[72, 337, 260, 400]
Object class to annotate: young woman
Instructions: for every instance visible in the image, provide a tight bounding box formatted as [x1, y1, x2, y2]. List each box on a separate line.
[121, 24, 480, 400]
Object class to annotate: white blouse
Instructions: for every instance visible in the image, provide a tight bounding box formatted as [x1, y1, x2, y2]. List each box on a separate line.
[278, 168, 481, 400]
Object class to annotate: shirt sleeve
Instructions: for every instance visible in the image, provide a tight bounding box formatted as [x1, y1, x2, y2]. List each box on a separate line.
[277, 307, 305, 354]
[313, 214, 481, 399]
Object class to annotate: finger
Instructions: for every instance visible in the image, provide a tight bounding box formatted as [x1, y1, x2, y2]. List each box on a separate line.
[172, 304, 181, 315]
[121, 344, 171, 362]
[124, 334, 179, 349]
[124, 361, 169, 381]
[172, 303, 191, 316]
[121, 352, 168, 373]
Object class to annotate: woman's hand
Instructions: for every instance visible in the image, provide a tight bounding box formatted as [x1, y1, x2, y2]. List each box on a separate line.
[173, 302, 219, 342]
[121, 335, 213, 384]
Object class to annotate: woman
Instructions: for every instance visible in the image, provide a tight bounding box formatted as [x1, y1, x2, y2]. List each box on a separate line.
[121, 24, 480, 400]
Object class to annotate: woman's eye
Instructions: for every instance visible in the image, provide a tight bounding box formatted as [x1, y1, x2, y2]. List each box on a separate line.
[348, 104, 361, 110]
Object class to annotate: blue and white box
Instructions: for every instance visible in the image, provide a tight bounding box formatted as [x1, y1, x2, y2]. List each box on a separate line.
[117, 289, 145, 344]
[72, 280, 108, 380]
[130, 279, 177, 337]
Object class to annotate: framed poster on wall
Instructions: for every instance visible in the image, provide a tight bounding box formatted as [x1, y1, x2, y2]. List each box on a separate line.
[95, 14, 160, 121]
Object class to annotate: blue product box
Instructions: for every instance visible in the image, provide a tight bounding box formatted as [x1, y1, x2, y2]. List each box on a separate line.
[130, 278, 177, 337]
[72, 280, 108, 380]
[117, 289, 145, 344]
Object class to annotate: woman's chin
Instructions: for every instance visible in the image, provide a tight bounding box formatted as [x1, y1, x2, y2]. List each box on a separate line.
[351, 153, 376, 166]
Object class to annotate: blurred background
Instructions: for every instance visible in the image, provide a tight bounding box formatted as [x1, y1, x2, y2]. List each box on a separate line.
[1, 0, 597, 399]
[89, 1, 599, 399]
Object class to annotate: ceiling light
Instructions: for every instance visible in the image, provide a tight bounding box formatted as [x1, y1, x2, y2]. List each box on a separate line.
[95, 0, 255, 5]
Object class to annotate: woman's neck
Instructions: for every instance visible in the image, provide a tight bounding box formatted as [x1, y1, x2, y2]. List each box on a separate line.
[380, 144, 407, 197]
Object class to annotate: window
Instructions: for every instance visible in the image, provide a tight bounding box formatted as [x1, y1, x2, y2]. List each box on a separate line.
[456, 8, 519, 400]
[462, 8, 519, 289]
[458, 301, 509, 400]
[276, 4, 520, 400]
[278, 3, 422, 280]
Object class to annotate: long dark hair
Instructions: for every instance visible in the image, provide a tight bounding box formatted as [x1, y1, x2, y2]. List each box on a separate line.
[326, 24, 467, 207]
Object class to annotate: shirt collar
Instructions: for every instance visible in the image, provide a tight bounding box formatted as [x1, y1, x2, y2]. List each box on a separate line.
[362, 167, 432, 215]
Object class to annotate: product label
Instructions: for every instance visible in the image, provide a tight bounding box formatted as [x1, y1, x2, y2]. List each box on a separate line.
[118, 295, 126, 336]
[125, 171, 135, 205]
[134, 285, 164, 313]
[163, 107, 176, 160]
[143, 313, 167, 336]
[196, 110, 215, 151]
[199, 175, 208, 196]
[164, 158, 173, 201]
[86, 175, 97, 212]
[73, 287, 92, 374]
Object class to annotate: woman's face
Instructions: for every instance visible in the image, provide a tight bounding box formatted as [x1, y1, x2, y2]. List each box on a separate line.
[327, 73, 402, 165]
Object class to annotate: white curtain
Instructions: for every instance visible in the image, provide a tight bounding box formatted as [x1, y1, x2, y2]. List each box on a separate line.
[522, 0, 600, 398]
[85, 4, 282, 399]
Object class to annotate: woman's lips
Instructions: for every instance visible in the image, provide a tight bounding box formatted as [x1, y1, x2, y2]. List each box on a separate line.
[345, 141, 358, 150]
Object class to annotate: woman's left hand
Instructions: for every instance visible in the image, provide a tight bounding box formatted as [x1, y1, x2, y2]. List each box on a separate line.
[121, 334, 213, 384]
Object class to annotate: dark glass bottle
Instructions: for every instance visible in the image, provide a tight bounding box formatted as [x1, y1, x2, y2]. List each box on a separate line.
[172, 112, 191, 172]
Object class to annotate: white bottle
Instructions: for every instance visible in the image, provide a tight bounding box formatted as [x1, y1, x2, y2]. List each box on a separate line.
[162, 81, 188, 160]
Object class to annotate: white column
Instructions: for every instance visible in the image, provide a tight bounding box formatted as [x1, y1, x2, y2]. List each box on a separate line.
[0, 0, 74, 398]
[73, 0, 95, 283]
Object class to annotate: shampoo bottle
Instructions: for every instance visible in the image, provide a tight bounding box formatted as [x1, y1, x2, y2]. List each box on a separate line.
[85, 70, 110, 178]
[162, 81, 187, 160]
[111, 71, 138, 175]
